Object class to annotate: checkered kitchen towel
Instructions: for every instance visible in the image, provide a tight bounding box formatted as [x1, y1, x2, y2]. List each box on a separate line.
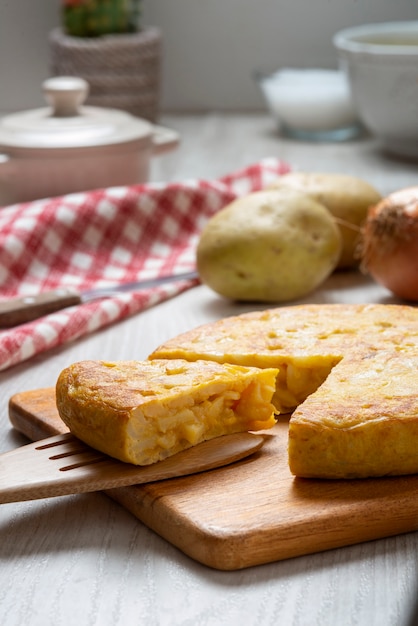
[0, 158, 290, 371]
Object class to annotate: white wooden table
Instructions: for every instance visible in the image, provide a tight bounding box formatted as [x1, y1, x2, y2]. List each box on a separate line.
[1, 114, 418, 626]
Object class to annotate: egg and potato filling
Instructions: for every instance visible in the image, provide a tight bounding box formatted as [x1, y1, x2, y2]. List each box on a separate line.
[56, 359, 278, 465]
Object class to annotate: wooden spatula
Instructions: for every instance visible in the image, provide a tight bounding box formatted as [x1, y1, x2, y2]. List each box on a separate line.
[0, 431, 264, 504]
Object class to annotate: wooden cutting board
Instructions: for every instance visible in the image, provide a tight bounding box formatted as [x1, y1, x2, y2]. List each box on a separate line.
[8, 388, 418, 571]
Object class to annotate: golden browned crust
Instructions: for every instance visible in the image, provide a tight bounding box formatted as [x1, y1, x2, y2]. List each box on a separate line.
[288, 348, 418, 478]
[149, 303, 418, 478]
[56, 359, 278, 465]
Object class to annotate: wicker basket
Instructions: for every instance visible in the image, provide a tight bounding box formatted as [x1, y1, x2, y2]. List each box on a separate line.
[49, 27, 162, 122]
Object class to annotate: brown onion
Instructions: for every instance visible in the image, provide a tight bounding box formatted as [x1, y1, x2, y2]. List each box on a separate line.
[360, 186, 418, 302]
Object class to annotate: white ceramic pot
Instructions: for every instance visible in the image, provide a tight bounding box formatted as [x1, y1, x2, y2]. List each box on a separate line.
[0, 76, 179, 206]
[334, 21, 418, 158]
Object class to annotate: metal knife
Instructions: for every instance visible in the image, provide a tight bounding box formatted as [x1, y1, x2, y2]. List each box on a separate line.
[0, 271, 199, 328]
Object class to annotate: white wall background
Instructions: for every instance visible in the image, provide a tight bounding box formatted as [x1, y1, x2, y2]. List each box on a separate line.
[0, 1, 416, 114]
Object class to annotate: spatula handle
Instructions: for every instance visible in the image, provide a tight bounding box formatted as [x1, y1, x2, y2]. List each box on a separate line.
[0, 289, 81, 327]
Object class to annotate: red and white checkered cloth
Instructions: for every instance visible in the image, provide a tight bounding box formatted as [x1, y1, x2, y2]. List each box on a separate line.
[0, 158, 290, 371]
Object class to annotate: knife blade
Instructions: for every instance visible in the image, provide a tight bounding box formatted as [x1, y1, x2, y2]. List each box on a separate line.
[0, 271, 199, 328]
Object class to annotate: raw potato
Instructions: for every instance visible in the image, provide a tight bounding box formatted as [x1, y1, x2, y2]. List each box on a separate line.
[268, 172, 382, 269]
[196, 188, 342, 302]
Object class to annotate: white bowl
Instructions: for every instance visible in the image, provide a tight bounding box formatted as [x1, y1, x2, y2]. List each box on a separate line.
[257, 68, 361, 142]
[334, 21, 418, 158]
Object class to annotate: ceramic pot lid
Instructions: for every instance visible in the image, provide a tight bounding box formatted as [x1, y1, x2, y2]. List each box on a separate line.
[0, 76, 153, 150]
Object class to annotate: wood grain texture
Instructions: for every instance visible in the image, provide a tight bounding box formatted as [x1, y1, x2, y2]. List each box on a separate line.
[9, 388, 418, 571]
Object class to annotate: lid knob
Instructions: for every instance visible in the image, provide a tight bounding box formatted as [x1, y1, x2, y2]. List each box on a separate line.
[42, 76, 89, 118]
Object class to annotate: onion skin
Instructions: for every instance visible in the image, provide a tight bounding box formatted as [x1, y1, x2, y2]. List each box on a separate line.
[360, 186, 418, 302]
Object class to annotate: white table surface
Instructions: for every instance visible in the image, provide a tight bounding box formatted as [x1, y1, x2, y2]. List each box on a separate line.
[1, 114, 418, 626]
